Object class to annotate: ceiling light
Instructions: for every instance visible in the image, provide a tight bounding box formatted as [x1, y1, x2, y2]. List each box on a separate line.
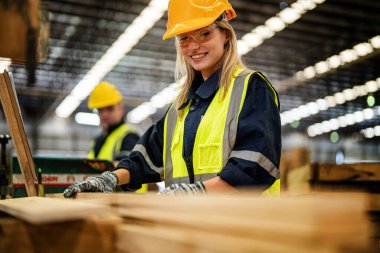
[265, 17, 286, 32]
[55, 0, 169, 118]
[307, 106, 379, 137]
[316, 98, 328, 111]
[339, 49, 358, 63]
[365, 80, 378, 92]
[329, 118, 339, 130]
[56, 96, 82, 118]
[281, 77, 380, 127]
[127, 102, 157, 123]
[315, 61, 329, 74]
[325, 96, 336, 107]
[363, 128, 375, 138]
[75, 112, 100, 126]
[255, 26, 275, 39]
[237, 41, 251, 56]
[307, 126, 317, 137]
[375, 126, 380, 136]
[363, 108, 374, 119]
[342, 88, 356, 101]
[353, 42, 373, 56]
[306, 102, 319, 115]
[321, 121, 331, 132]
[334, 92, 345, 104]
[303, 66, 316, 79]
[345, 113, 355, 126]
[337, 116, 348, 127]
[241, 33, 263, 48]
[312, 0, 326, 4]
[295, 71, 306, 81]
[370, 35, 380, 48]
[326, 55, 341, 68]
[279, 8, 301, 24]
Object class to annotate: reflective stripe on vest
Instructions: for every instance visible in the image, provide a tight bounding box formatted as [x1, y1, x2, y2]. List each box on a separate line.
[163, 68, 280, 195]
[88, 124, 134, 161]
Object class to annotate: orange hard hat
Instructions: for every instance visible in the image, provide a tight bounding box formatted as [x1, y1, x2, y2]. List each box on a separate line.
[163, 0, 236, 40]
[88, 82, 123, 109]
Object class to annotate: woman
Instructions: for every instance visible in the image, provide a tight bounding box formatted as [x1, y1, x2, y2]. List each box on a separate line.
[64, 0, 281, 197]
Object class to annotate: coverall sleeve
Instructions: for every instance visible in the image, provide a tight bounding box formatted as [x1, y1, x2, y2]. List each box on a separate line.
[115, 117, 165, 190]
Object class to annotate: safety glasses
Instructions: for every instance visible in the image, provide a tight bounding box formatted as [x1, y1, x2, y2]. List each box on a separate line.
[176, 24, 220, 48]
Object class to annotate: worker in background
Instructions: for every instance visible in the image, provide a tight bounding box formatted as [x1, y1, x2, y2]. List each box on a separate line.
[64, 0, 281, 197]
[87, 82, 147, 193]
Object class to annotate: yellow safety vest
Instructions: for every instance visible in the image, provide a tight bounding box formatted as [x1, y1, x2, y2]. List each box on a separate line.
[88, 124, 148, 193]
[163, 68, 280, 196]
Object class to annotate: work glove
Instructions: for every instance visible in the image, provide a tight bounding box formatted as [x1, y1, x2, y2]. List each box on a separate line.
[159, 182, 206, 195]
[63, 171, 118, 198]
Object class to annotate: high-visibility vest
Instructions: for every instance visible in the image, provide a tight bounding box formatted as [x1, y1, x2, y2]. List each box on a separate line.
[88, 124, 148, 193]
[163, 68, 280, 196]
[88, 124, 134, 160]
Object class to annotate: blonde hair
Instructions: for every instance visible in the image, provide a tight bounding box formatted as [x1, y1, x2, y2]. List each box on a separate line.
[174, 21, 248, 114]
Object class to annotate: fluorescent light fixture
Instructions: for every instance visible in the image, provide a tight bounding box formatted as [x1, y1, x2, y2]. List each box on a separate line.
[127, 81, 181, 123]
[303, 66, 316, 79]
[361, 125, 380, 139]
[281, 77, 380, 126]
[339, 49, 358, 63]
[265, 17, 286, 32]
[237, 0, 326, 56]
[315, 61, 329, 74]
[0, 58, 11, 73]
[353, 42, 373, 56]
[292, 35, 379, 84]
[307, 106, 379, 137]
[74, 112, 100, 126]
[279, 8, 301, 23]
[55, 0, 169, 118]
[370, 35, 380, 48]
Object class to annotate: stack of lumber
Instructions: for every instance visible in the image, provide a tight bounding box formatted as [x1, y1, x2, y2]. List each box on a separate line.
[286, 162, 380, 249]
[76, 192, 374, 253]
[0, 193, 377, 253]
[286, 163, 380, 194]
[0, 197, 118, 253]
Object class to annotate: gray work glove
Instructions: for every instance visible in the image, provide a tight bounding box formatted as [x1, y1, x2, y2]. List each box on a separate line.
[63, 171, 118, 198]
[159, 182, 206, 195]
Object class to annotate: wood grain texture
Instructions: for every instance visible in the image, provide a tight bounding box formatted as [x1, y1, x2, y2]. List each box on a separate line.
[0, 197, 110, 224]
[0, 217, 118, 253]
[0, 71, 37, 196]
[317, 163, 380, 181]
[72, 192, 373, 253]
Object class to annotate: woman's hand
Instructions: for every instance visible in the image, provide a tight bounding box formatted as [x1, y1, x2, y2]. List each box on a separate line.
[63, 171, 119, 198]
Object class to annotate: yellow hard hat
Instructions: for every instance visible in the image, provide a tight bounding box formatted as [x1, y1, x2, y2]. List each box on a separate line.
[88, 82, 123, 109]
[163, 0, 236, 40]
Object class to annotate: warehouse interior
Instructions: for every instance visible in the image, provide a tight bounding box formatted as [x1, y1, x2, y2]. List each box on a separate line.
[0, 0, 379, 162]
[0, 0, 380, 252]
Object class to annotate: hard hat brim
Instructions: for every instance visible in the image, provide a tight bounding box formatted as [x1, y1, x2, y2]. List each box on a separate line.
[162, 9, 236, 40]
[163, 17, 216, 40]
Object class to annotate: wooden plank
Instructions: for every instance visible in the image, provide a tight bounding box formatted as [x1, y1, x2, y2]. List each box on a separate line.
[0, 197, 111, 224]
[0, 217, 118, 253]
[117, 224, 338, 253]
[317, 163, 380, 182]
[0, 70, 37, 196]
[71, 193, 371, 252]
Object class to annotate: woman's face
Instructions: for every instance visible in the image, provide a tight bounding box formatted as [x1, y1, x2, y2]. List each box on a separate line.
[177, 24, 227, 80]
